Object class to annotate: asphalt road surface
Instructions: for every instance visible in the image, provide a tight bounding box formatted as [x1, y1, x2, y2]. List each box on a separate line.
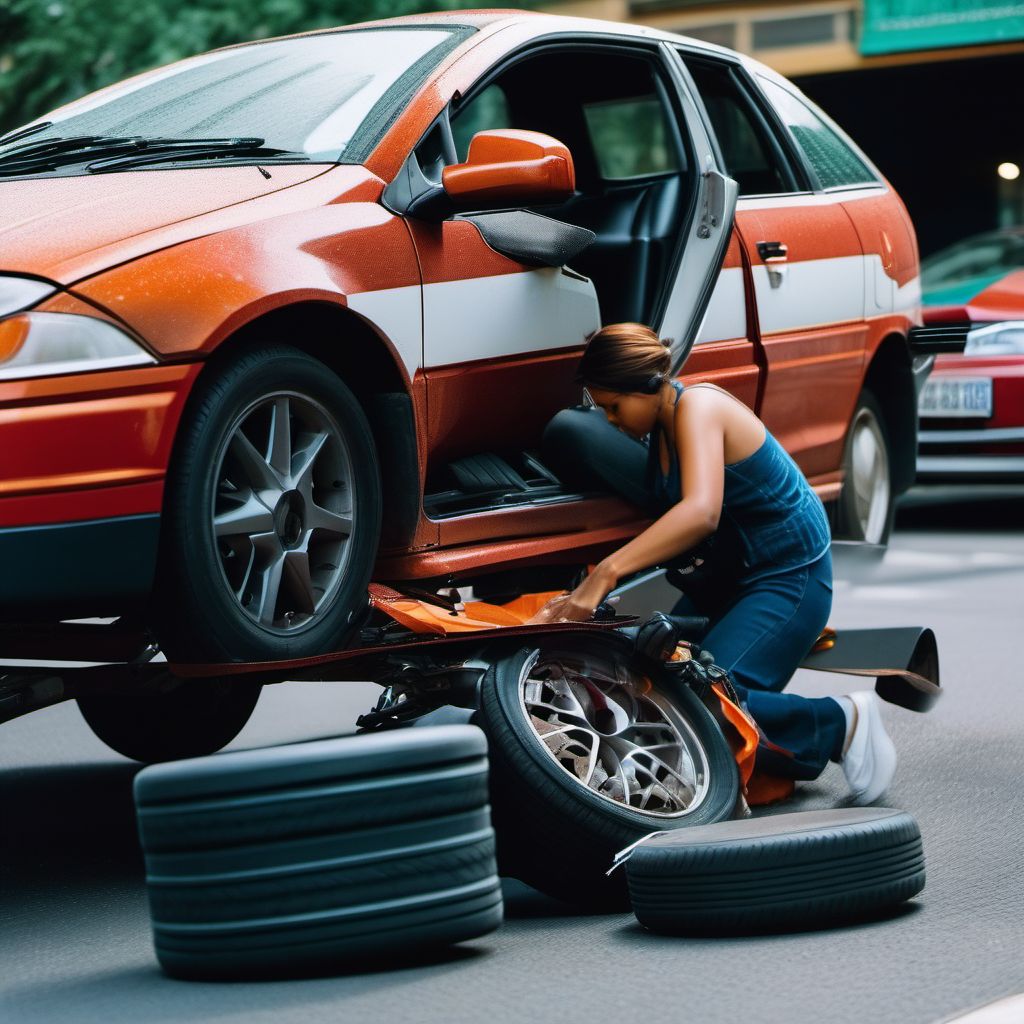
[3, 486, 1023, 1024]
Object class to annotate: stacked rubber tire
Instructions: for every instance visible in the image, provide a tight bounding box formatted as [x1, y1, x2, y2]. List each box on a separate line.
[626, 807, 926, 935]
[133, 725, 502, 979]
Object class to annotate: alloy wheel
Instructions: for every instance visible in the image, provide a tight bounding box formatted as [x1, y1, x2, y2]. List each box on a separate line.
[210, 392, 355, 633]
[520, 650, 710, 817]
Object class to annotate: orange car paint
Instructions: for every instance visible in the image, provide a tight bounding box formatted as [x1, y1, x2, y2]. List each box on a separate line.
[442, 129, 575, 202]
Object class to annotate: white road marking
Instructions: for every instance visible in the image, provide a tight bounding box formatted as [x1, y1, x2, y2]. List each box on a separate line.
[938, 993, 1024, 1024]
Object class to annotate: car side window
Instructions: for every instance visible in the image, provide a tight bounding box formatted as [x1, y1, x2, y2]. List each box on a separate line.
[684, 58, 794, 196]
[758, 77, 877, 190]
[581, 92, 681, 180]
[450, 83, 512, 162]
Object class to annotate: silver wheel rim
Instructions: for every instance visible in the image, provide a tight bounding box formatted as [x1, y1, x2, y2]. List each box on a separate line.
[210, 391, 355, 634]
[849, 407, 891, 544]
[519, 649, 710, 818]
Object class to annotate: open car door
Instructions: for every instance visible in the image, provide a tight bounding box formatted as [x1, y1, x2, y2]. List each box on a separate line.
[656, 41, 738, 373]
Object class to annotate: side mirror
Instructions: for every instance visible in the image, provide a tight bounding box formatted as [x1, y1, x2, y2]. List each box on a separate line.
[441, 129, 575, 209]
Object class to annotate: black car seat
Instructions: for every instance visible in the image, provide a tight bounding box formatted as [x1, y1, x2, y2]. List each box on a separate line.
[540, 174, 685, 325]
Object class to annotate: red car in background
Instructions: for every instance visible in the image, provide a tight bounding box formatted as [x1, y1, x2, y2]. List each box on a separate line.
[917, 227, 1024, 481]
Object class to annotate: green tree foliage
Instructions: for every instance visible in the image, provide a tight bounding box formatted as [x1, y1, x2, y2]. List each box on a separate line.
[0, 0, 529, 137]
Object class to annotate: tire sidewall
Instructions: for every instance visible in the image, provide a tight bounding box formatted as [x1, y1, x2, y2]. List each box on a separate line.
[837, 390, 894, 545]
[158, 347, 381, 662]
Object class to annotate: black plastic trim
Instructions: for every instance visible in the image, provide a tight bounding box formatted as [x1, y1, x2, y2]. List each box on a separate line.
[0, 513, 160, 618]
[908, 323, 970, 355]
[454, 210, 595, 267]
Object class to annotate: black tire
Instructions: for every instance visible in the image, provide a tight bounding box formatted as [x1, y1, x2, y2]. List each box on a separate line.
[155, 345, 382, 663]
[77, 677, 261, 763]
[627, 807, 925, 935]
[835, 390, 895, 546]
[478, 636, 739, 908]
[133, 725, 502, 979]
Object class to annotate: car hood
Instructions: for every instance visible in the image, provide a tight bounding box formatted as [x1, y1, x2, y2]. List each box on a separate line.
[923, 268, 1024, 323]
[0, 164, 333, 285]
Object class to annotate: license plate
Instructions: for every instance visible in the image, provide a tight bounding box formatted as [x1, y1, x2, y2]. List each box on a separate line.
[918, 376, 993, 418]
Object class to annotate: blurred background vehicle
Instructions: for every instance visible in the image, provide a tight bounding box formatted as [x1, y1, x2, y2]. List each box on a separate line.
[916, 228, 1024, 482]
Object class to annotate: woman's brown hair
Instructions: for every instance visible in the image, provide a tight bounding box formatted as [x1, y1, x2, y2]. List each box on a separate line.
[577, 323, 672, 394]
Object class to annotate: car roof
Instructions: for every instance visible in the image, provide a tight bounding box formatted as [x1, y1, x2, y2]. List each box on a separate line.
[203, 8, 769, 72]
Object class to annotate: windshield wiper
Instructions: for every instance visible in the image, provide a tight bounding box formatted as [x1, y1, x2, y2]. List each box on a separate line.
[0, 134, 149, 176]
[0, 121, 54, 147]
[0, 135, 308, 178]
[85, 137, 309, 172]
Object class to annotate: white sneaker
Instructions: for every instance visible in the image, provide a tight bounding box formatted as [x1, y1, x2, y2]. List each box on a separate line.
[840, 691, 897, 805]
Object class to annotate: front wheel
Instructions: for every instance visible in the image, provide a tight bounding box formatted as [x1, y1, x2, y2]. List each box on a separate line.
[836, 391, 894, 545]
[478, 637, 739, 907]
[155, 346, 382, 663]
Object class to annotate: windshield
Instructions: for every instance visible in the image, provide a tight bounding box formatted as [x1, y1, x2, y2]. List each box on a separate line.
[0, 26, 469, 169]
[921, 229, 1024, 302]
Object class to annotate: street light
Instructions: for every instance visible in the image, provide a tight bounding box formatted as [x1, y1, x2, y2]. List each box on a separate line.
[997, 162, 1021, 181]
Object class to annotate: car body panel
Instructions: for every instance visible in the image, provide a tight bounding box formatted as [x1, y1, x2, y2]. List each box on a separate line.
[0, 289, 199, 529]
[0, 165, 334, 284]
[75, 202, 422, 367]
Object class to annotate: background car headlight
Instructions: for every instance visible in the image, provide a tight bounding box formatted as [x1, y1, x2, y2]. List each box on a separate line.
[0, 276, 57, 317]
[0, 312, 157, 381]
[963, 321, 1024, 357]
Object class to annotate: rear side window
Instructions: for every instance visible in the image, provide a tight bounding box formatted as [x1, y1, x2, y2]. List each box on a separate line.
[685, 59, 793, 196]
[582, 94, 681, 180]
[758, 77, 877, 190]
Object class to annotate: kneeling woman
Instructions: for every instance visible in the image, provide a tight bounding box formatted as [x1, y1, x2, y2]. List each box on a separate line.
[534, 323, 896, 804]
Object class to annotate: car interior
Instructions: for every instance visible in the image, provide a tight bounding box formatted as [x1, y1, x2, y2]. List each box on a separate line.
[422, 47, 697, 522]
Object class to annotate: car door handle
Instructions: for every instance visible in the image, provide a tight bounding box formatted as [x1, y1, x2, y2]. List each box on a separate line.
[756, 240, 788, 262]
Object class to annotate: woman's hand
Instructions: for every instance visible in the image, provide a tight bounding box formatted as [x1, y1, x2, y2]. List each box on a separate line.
[525, 565, 617, 624]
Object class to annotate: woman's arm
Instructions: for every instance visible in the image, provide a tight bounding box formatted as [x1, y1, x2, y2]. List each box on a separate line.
[529, 389, 727, 622]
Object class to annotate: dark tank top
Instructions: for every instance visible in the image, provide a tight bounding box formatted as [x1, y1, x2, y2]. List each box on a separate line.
[647, 381, 831, 580]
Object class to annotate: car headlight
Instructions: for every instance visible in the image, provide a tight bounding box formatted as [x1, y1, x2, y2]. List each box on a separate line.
[963, 321, 1024, 357]
[0, 276, 57, 317]
[0, 312, 157, 381]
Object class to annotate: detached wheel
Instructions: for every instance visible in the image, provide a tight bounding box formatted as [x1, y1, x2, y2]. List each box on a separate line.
[836, 391, 894, 545]
[156, 346, 381, 662]
[479, 636, 738, 908]
[77, 678, 262, 763]
[627, 807, 925, 935]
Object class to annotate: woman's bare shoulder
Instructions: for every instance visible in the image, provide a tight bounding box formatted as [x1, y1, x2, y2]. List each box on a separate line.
[678, 382, 765, 457]
[677, 382, 739, 413]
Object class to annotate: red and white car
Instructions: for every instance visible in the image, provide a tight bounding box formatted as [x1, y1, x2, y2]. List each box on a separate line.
[916, 227, 1024, 481]
[0, 11, 932, 753]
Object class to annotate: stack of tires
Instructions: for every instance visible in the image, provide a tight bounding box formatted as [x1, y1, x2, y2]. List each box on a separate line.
[133, 725, 502, 979]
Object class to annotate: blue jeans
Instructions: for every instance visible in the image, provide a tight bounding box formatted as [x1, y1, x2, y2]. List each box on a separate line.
[543, 407, 847, 780]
